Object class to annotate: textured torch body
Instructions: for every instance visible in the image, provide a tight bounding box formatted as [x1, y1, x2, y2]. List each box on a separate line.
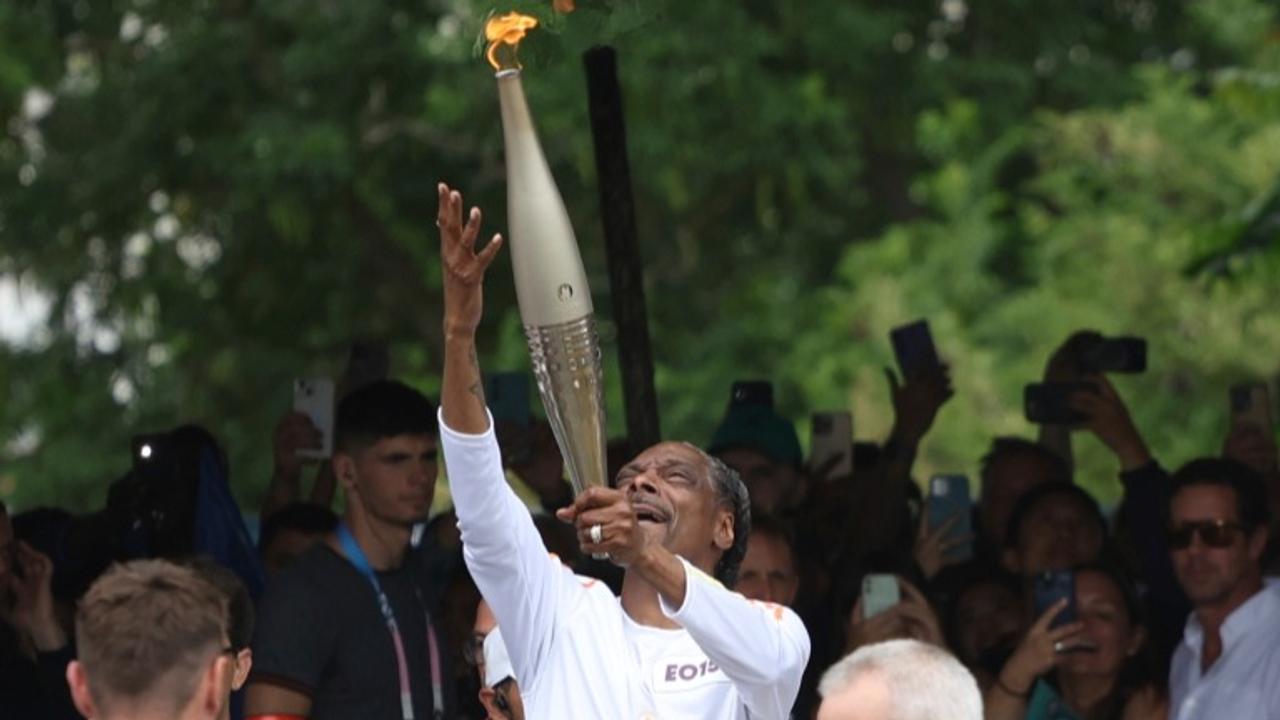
[496, 69, 609, 497]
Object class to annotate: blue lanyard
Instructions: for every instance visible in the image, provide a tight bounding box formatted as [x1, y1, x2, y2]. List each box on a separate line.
[336, 523, 443, 720]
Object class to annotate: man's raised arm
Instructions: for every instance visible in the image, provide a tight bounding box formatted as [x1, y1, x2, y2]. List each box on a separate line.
[436, 182, 584, 690]
[438, 182, 503, 434]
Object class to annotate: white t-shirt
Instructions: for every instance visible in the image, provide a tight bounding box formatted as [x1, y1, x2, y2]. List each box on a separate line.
[441, 412, 810, 719]
[1169, 580, 1280, 720]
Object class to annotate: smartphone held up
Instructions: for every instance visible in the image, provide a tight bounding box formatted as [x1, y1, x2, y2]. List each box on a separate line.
[1024, 382, 1095, 425]
[1230, 383, 1274, 434]
[810, 411, 854, 481]
[927, 474, 973, 563]
[862, 574, 900, 620]
[890, 319, 941, 379]
[293, 378, 335, 460]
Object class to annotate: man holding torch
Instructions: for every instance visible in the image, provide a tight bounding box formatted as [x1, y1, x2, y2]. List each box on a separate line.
[435, 182, 810, 718]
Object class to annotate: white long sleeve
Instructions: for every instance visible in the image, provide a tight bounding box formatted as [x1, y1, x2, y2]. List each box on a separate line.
[438, 410, 580, 694]
[440, 409, 810, 719]
[660, 558, 810, 718]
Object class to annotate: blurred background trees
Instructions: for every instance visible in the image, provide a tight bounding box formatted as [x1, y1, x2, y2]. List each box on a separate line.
[0, 0, 1277, 512]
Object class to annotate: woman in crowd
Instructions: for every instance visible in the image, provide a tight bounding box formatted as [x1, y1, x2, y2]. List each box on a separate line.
[985, 562, 1166, 720]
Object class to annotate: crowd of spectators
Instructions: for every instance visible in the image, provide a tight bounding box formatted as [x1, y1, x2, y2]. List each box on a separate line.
[2, 301, 1277, 720]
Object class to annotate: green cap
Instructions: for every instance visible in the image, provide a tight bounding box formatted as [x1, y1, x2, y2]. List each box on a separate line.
[708, 404, 802, 469]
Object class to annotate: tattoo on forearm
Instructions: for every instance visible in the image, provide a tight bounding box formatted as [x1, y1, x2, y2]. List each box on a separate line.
[467, 346, 485, 405]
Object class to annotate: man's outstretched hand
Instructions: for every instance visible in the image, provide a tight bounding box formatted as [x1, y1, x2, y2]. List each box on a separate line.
[557, 486, 691, 607]
[438, 182, 503, 434]
[438, 182, 503, 338]
[556, 487, 651, 567]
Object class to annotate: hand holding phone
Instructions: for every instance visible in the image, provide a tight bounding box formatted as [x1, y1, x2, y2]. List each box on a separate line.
[926, 475, 972, 563]
[1231, 384, 1274, 433]
[810, 411, 854, 481]
[1024, 382, 1096, 425]
[1000, 595, 1089, 693]
[862, 573, 901, 620]
[272, 411, 323, 479]
[890, 320, 941, 379]
[293, 378, 335, 460]
[1078, 336, 1147, 374]
[1033, 570, 1077, 629]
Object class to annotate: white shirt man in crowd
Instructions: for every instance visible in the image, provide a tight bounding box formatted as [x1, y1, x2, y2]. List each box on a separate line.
[816, 639, 982, 720]
[472, 599, 524, 720]
[1165, 458, 1280, 719]
[434, 182, 810, 719]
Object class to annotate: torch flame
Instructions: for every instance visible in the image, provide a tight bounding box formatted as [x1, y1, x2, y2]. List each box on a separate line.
[485, 12, 540, 71]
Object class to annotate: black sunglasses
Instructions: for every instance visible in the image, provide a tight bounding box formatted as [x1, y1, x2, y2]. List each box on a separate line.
[1166, 520, 1248, 550]
[493, 678, 516, 718]
[462, 632, 485, 667]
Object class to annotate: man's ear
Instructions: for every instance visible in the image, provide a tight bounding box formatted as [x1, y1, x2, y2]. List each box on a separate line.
[67, 660, 99, 719]
[332, 452, 359, 492]
[233, 649, 253, 691]
[714, 508, 734, 553]
[198, 654, 233, 717]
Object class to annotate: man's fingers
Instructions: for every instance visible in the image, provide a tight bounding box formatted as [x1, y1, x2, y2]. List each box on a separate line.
[573, 486, 623, 511]
[577, 524, 609, 547]
[1032, 598, 1070, 631]
[574, 507, 627, 532]
[932, 512, 962, 536]
[438, 184, 463, 234]
[436, 182, 450, 227]
[849, 596, 865, 622]
[1048, 622, 1086, 641]
[1068, 391, 1101, 414]
[461, 206, 482, 248]
[916, 504, 932, 539]
[1095, 374, 1121, 401]
[883, 367, 901, 394]
[477, 234, 505, 268]
[897, 577, 928, 605]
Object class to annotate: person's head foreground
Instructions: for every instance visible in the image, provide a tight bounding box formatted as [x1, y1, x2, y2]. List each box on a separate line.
[817, 639, 982, 720]
[67, 559, 232, 720]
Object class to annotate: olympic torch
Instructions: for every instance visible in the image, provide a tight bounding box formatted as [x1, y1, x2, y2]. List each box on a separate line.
[486, 14, 608, 498]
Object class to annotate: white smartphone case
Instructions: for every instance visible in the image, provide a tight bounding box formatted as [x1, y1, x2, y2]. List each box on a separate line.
[293, 378, 335, 460]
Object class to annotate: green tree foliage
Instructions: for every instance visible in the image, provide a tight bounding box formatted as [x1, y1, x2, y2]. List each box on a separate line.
[0, 0, 1276, 511]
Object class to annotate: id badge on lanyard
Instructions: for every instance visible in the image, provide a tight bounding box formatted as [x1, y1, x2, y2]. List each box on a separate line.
[337, 524, 444, 720]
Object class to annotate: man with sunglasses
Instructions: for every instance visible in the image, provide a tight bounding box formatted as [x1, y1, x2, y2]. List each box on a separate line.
[1166, 458, 1280, 719]
[469, 599, 524, 720]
